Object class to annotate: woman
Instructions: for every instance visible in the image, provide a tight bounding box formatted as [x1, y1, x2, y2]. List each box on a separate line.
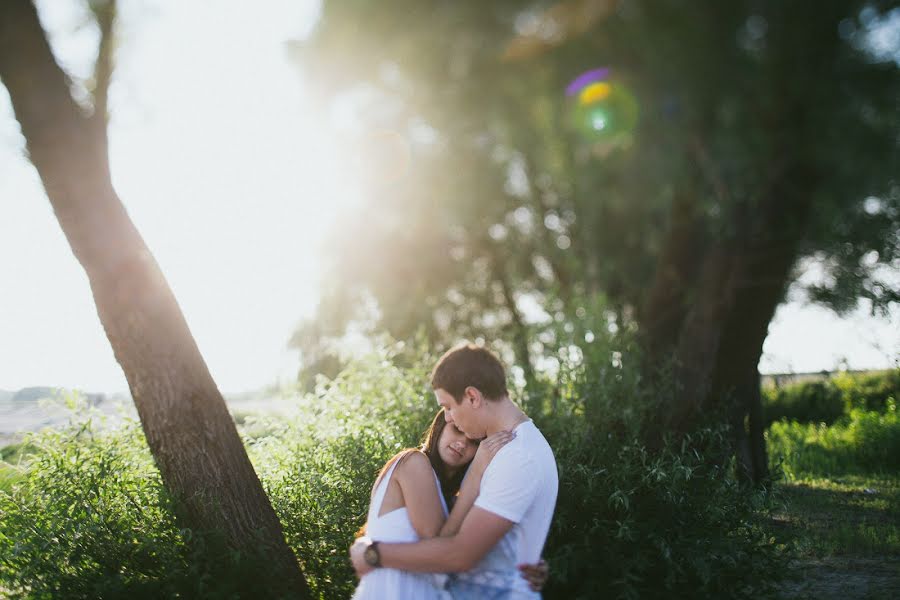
[352, 410, 547, 599]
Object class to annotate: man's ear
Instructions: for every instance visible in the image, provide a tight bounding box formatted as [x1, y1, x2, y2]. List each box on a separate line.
[464, 386, 483, 408]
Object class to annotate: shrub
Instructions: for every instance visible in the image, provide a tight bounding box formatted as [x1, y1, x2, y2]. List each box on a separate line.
[762, 370, 899, 426]
[536, 340, 786, 600]
[0, 415, 190, 599]
[767, 400, 900, 478]
[833, 369, 899, 413]
[250, 352, 438, 600]
[1, 344, 788, 599]
[762, 380, 845, 425]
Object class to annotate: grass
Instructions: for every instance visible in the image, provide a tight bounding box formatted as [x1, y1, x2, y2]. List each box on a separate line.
[0, 442, 32, 493]
[765, 402, 900, 598]
[772, 475, 900, 558]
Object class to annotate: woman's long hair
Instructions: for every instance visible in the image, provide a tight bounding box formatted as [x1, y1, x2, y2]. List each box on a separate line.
[358, 410, 469, 536]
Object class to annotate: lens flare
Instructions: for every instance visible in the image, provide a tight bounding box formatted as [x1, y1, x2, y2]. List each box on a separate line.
[565, 68, 638, 156]
[565, 67, 610, 96]
[578, 81, 612, 105]
[350, 128, 411, 186]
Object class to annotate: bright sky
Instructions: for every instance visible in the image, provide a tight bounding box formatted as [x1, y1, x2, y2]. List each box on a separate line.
[0, 0, 897, 394]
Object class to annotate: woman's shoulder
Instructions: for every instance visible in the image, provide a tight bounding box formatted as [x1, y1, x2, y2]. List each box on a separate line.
[393, 449, 434, 480]
[396, 448, 430, 468]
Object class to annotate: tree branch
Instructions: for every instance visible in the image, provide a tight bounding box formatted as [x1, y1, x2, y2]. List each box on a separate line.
[89, 0, 117, 144]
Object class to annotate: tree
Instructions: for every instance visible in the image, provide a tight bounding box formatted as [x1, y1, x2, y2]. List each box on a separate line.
[294, 0, 898, 481]
[0, 1, 311, 594]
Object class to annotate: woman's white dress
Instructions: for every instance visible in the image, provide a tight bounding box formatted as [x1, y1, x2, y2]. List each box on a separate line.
[351, 458, 450, 600]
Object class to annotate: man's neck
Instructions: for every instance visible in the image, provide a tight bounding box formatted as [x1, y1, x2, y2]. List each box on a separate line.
[484, 397, 530, 436]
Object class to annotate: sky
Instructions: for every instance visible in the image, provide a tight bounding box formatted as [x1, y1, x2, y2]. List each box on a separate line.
[0, 0, 897, 394]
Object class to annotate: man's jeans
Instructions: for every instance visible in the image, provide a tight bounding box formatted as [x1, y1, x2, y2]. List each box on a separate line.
[447, 570, 537, 600]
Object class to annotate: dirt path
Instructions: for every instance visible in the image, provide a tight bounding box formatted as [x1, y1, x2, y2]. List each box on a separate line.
[779, 557, 900, 599]
[774, 478, 900, 598]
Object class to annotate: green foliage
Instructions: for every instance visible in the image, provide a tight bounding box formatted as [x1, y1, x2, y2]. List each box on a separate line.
[0, 442, 34, 493]
[250, 351, 438, 600]
[544, 416, 787, 599]
[833, 369, 900, 413]
[767, 400, 900, 478]
[0, 416, 189, 599]
[762, 369, 899, 425]
[763, 380, 846, 425]
[293, 0, 900, 385]
[2, 347, 788, 599]
[537, 341, 786, 599]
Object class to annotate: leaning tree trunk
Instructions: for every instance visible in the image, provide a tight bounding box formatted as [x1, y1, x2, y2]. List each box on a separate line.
[640, 186, 709, 366]
[649, 156, 815, 482]
[710, 159, 819, 483]
[0, 2, 311, 596]
[644, 3, 827, 475]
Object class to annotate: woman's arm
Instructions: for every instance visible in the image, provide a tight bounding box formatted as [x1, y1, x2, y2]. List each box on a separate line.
[394, 451, 447, 539]
[439, 430, 514, 537]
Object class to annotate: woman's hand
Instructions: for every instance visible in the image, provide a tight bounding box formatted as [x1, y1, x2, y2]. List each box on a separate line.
[518, 559, 549, 592]
[349, 537, 374, 578]
[469, 430, 515, 475]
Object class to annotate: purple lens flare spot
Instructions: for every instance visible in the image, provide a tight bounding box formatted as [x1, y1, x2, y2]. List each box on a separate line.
[565, 68, 611, 96]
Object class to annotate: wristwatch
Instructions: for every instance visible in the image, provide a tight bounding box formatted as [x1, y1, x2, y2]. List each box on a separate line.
[363, 540, 381, 568]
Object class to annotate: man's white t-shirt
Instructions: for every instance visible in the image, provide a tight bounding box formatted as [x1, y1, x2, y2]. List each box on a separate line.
[466, 419, 558, 596]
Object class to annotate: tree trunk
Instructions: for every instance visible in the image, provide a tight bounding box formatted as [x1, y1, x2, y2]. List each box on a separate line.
[664, 241, 741, 434]
[640, 187, 709, 365]
[0, 2, 311, 595]
[710, 169, 817, 483]
[654, 155, 815, 479]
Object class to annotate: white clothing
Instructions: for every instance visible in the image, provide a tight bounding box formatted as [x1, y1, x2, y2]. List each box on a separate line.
[458, 419, 558, 598]
[352, 457, 449, 600]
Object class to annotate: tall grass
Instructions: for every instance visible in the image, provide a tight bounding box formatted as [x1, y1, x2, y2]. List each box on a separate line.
[763, 369, 898, 426]
[767, 400, 900, 479]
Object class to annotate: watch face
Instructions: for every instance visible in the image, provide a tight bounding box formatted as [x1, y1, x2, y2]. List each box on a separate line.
[364, 545, 378, 566]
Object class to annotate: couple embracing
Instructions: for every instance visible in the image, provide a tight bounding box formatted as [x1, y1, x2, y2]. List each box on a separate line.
[349, 343, 559, 599]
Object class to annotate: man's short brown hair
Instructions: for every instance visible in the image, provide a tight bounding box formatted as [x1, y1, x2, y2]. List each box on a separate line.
[430, 343, 508, 402]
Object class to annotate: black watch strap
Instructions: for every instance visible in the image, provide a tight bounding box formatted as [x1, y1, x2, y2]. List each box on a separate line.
[366, 540, 382, 568]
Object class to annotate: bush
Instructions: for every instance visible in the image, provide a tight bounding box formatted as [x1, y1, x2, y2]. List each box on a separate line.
[1, 344, 788, 599]
[535, 339, 786, 600]
[762, 370, 899, 426]
[0, 353, 438, 600]
[251, 353, 439, 600]
[0, 415, 190, 599]
[767, 400, 900, 478]
[833, 369, 899, 413]
[762, 380, 845, 425]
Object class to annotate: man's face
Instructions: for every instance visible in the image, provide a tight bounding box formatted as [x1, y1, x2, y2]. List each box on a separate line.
[434, 388, 483, 440]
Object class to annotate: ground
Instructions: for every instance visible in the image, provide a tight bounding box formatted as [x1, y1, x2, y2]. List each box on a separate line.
[774, 475, 900, 599]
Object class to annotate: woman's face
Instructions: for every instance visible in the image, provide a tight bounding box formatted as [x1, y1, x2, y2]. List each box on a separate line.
[437, 420, 478, 470]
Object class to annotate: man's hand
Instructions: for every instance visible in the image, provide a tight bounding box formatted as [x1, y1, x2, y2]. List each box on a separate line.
[349, 537, 375, 578]
[469, 429, 515, 475]
[518, 559, 549, 592]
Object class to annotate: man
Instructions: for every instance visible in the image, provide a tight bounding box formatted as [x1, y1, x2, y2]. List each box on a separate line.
[350, 343, 559, 598]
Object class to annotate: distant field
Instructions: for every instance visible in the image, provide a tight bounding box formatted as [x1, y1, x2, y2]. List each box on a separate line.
[761, 368, 890, 388]
[0, 389, 288, 447]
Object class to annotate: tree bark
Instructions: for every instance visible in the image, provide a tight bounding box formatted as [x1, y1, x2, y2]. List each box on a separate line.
[640, 186, 708, 365]
[0, 2, 311, 595]
[710, 165, 818, 483]
[654, 155, 815, 480]
[664, 240, 741, 434]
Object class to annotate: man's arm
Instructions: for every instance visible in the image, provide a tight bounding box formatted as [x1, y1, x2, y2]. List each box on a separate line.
[351, 507, 513, 574]
[440, 430, 514, 537]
